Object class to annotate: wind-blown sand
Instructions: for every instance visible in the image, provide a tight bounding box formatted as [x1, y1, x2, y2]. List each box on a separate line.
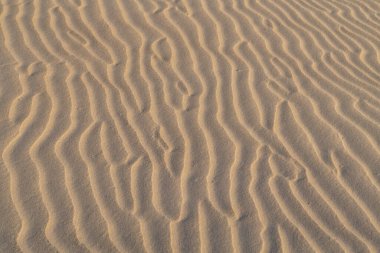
[1, 0, 380, 252]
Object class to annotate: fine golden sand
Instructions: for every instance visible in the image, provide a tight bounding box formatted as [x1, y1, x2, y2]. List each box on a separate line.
[1, 0, 380, 252]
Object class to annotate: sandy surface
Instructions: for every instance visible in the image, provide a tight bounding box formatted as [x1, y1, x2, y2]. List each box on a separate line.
[1, 0, 380, 252]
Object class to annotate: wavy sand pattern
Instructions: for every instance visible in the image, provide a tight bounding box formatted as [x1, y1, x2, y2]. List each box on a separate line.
[1, 0, 380, 252]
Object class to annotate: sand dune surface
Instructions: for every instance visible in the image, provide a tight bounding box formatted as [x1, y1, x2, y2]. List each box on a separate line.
[1, 0, 380, 252]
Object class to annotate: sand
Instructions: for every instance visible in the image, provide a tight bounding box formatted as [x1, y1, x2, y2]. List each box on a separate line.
[1, 0, 380, 252]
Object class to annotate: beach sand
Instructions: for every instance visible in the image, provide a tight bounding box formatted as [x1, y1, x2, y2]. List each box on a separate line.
[1, 0, 380, 252]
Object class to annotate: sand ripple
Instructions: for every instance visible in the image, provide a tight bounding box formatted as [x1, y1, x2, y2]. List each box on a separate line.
[1, 0, 380, 252]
